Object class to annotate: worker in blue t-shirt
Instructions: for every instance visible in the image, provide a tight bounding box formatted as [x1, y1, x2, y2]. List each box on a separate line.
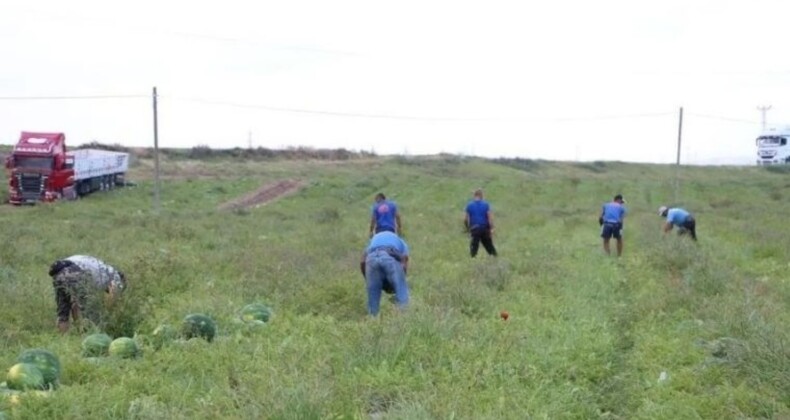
[658, 206, 697, 241]
[599, 194, 627, 256]
[359, 231, 410, 316]
[464, 189, 497, 257]
[369, 193, 402, 237]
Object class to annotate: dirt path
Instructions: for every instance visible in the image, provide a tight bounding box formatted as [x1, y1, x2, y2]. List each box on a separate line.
[218, 179, 306, 211]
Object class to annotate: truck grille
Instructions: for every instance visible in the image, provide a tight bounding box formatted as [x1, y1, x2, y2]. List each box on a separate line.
[18, 174, 43, 200]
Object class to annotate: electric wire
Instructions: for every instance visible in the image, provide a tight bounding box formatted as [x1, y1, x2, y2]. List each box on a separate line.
[686, 112, 759, 125]
[0, 93, 762, 126]
[0, 95, 147, 100]
[167, 96, 674, 123]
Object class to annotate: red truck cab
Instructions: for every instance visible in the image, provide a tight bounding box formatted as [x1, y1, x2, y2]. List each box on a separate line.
[6, 132, 76, 204]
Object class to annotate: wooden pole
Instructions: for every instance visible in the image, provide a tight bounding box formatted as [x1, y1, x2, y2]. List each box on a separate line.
[153, 86, 161, 213]
[675, 107, 683, 202]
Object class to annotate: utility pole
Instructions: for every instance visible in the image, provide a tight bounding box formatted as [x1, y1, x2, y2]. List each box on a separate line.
[757, 105, 772, 131]
[675, 107, 683, 203]
[152, 87, 161, 213]
[248, 130, 253, 149]
[676, 107, 683, 166]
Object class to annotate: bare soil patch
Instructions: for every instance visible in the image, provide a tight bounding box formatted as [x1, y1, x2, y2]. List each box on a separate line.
[218, 179, 306, 211]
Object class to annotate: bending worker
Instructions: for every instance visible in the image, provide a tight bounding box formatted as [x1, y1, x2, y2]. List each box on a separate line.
[49, 255, 126, 333]
[360, 231, 410, 316]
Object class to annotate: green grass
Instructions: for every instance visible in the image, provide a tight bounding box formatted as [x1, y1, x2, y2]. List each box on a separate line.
[0, 156, 788, 419]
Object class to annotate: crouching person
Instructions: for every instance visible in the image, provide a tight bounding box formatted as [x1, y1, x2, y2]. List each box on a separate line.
[49, 255, 126, 333]
[360, 231, 410, 316]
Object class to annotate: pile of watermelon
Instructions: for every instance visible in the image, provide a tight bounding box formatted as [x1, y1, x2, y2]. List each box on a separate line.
[80, 333, 140, 360]
[3, 301, 275, 404]
[0, 348, 61, 392]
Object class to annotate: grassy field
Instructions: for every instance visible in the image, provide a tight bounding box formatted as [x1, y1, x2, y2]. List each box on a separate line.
[0, 155, 788, 419]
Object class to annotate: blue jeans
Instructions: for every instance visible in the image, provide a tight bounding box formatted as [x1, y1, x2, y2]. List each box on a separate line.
[365, 250, 409, 315]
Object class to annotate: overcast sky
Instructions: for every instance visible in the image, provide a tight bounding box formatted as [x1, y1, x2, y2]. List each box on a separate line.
[1, 0, 789, 164]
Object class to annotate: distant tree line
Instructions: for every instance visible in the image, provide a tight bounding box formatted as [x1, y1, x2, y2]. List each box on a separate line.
[75, 142, 376, 161]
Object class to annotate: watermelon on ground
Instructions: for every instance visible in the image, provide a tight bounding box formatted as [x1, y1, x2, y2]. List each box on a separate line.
[151, 324, 177, 349]
[240, 303, 272, 323]
[0, 382, 20, 396]
[82, 333, 113, 357]
[181, 314, 217, 342]
[16, 349, 60, 388]
[6, 363, 44, 391]
[109, 337, 140, 359]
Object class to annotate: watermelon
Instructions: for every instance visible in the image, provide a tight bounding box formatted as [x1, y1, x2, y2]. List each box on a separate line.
[181, 314, 217, 342]
[6, 363, 44, 391]
[81, 333, 113, 357]
[151, 324, 177, 349]
[16, 349, 60, 387]
[0, 382, 19, 395]
[240, 303, 272, 323]
[109, 337, 139, 359]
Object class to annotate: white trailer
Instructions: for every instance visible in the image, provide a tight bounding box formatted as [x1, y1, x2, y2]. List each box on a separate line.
[756, 126, 790, 165]
[66, 149, 130, 196]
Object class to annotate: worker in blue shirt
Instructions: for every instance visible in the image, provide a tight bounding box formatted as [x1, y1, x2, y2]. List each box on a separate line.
[658, 206, 697, 241]
[599, 194, 627, 256]
[464, 189, 497, 257]
[359, 231, 410, 316]
[369, 193, 402, 237]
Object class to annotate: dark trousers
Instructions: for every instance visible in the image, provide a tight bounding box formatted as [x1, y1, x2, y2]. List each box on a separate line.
[53, 266, 88, 323]
[680, 216, 697, 241]
[470, 226, 497, 257]
[53, 265, 103, 324]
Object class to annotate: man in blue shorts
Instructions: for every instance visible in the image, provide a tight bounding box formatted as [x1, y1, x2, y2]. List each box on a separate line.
[599, 194, 627, 256]
[658, 206, 697, 241]
[464, 189, 497, 257]
[369, 193, 402, 237]
[359, 231, 410, 316]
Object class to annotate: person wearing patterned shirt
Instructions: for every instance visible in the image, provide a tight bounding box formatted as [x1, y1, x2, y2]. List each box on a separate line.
[48, 255, 126, 333]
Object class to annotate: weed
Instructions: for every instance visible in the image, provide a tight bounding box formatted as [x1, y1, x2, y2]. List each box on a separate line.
[0, 157, 787, 418]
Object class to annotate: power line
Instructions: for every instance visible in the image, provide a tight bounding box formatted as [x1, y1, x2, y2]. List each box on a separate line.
[686, 112, 759, 125]
[168, 96, 502, 122]
[168, 96, 673, 123]
[545, 112, 673, 122]
[0, 94, 146, 100]
[0, 92, 737, 125]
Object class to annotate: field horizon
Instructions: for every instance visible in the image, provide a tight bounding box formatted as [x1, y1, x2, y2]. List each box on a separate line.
[0, 154, 788, 419]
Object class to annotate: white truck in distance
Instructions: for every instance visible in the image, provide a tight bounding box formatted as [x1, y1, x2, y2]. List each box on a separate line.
[756, 125, 790, 165]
